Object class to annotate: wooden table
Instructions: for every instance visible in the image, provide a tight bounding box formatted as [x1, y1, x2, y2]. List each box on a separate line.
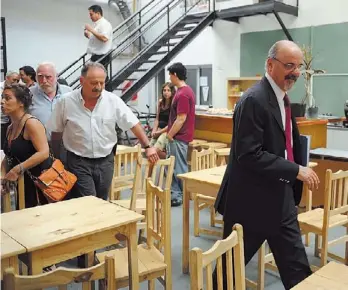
[178, 162, 318, 274]
[1, 230, 26, 278]
[1, 196, 144, 289]
[292, 262, 348, 289]
[178, 165, 226, 274]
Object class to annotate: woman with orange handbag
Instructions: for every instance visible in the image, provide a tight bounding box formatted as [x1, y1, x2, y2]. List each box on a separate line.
[1, 83, 52, 208]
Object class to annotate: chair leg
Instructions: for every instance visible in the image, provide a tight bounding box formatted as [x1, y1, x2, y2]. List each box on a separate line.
[320, 234, 328, 266]
[346, 226, 348, 265]
[210, 206, 215, 227]
[314, 234, 321, 258]
[257, 243, 266, 290]
[148, 279, 155, 290]
[193, 196, 200, 237]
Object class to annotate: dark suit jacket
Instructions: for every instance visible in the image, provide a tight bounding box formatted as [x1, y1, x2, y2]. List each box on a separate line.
[214, 77, 304, 233]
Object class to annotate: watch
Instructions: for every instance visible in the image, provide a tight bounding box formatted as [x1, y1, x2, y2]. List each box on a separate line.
[143, 145, 151, 149]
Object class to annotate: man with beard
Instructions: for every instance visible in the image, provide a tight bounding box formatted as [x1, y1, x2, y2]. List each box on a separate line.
[47, 62, 159, 201]
[214, 40, 319, 290]
[29, 62, 72, 127]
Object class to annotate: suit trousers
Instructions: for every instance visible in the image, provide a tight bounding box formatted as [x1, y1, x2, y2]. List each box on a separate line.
[213, 188, 311, 290]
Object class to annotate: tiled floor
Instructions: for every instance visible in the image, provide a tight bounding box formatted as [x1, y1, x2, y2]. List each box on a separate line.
[55, 200, 346, 290]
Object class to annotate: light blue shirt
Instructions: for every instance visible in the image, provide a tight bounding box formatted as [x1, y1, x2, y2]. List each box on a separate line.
[29, 83, 72, 126]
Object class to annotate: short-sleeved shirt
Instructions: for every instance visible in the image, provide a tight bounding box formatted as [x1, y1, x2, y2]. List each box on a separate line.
[168, 85, 196, 143]
[29, 83, 72, 126]
[47, 89, 139, 158]
[87, 17, 113, 55]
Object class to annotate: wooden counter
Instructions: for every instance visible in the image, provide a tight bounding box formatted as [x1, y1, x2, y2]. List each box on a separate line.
[194, 114, 328, 149]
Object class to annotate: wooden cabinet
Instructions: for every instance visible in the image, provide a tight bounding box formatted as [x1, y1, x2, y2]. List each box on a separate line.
[227, 77, 262, 110]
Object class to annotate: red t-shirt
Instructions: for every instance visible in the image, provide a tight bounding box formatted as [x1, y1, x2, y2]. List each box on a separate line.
[168, 85, 196, 143]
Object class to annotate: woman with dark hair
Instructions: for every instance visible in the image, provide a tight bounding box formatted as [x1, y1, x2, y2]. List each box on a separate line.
[1, 84, 52, 208]
[19, 66, 36, 88]
[150, 82, 176, 159]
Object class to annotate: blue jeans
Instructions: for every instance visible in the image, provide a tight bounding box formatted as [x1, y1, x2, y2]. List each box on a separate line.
[167, 139, 188, 201]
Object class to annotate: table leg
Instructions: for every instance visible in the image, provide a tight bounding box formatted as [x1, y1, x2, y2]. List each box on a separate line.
[127, 222, 139, 290]
[182, 180, 189, 274]
[29, 252, 44, 290]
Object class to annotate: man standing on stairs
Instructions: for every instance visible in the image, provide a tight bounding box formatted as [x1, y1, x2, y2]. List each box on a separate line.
[84, 5, 113, 73]
[167, 62, 196, 206]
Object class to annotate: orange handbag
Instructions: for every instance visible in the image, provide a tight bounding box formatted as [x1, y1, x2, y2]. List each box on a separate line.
[28, 158, 77, 202]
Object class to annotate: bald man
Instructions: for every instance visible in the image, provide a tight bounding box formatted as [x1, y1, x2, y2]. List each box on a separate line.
[214, 40, 319, 289]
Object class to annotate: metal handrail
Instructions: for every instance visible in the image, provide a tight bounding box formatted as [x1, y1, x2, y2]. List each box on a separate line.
[65, 0, 182, 87]
[58, 0, 158, 77]
[108, 0, 212, 84]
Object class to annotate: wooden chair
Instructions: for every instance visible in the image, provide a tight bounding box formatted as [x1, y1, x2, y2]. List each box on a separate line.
[214, 148, 230, 167]
[187, 139, 208, 170]
[190, 224, 246, 290]
[191, 148, 222, 237]
[96, 179, 172, 289]
[109, 144, 142, 200]
[298, 169, 348, 266]
[3, 255, 116, 290]
[2, 176, 25, 212]
[113, 156, 175, 213]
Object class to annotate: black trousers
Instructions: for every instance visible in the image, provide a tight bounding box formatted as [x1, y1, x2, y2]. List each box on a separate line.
[66, 151, 114, 201]
[213, 189, 312, 290]
[91, 53, 111, 72]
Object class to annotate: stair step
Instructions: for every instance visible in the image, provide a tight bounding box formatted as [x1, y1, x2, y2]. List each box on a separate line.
[176, 26, 194, 32]
[181, 18, 201, 24]
[166, 34, 185, 40]
[142, 60, 157, 63]
[134, 68, 147, 72]
[147, 51, 167, 55]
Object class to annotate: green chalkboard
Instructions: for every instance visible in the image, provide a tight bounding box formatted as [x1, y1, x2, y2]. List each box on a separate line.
[240, 22, 348, 116]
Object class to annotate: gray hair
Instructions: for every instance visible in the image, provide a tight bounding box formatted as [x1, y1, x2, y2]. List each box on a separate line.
[6, 71, 19, 77]
[81, 62, 106, 77]
[37, 62, 57, 76]
[265, 42, 279, 70]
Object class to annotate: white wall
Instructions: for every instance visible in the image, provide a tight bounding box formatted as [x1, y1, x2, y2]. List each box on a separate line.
[212, 19, 241, 108]
[241, 0, 348, 33]
[1, 0, 124, 72]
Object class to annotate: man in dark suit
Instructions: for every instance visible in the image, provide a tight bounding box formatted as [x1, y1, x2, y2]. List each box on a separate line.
[214, 40, 319, 290]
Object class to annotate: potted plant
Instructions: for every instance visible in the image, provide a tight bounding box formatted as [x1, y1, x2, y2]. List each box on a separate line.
[300, 45, 325, 119]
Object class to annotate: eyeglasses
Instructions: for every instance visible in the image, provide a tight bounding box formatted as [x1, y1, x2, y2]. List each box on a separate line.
[272, 57, 303, 71]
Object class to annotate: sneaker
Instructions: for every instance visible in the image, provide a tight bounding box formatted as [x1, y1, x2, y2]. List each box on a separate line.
[171, 198, 182, 207]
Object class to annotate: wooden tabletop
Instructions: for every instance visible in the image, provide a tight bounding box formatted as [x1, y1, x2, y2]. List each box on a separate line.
[178, 165, 226, 185]
[1, 196, 144, 252]
[178, 162, 316, 185]
[1, 230, 26, 259]
[292, 262, 348, 289]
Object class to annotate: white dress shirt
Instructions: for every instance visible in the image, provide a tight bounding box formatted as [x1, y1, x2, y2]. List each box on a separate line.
[265, 73, 293, 157]
[47, 89, 139, 158]
[87, 17, 113, 55]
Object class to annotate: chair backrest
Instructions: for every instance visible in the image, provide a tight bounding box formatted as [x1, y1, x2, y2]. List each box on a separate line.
[190, 224, 246, 290]
[149, 156, 175, 190]
[3, 255, 116, 290]
[191, 148, 214, 171]
[324, 169, 348, 227]
[146, 179, 171, 262]
[114, 144, 142, 180]
[214, 148, 230, 167]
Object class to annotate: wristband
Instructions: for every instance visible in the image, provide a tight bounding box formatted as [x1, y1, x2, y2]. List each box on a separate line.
[143, 145, 151, 150]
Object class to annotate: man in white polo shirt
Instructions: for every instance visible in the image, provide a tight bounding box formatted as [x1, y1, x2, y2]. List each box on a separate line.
[84, 5, 113, 72]
[47, 62, 159, 201]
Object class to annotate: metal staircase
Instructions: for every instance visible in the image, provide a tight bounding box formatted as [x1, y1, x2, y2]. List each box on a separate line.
[1, 17, 7, 80]
[58, 0, 299, 104]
